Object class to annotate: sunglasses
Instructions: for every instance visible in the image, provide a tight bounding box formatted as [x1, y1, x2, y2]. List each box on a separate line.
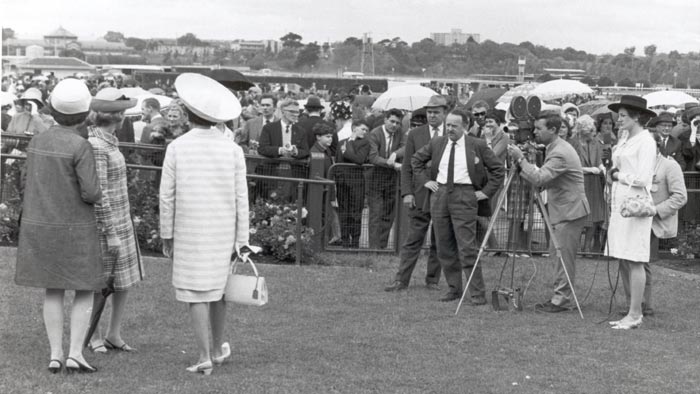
[473, 112, 486, 117]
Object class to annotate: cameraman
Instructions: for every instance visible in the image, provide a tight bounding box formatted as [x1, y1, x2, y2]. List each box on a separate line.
[507, 114, 590, 313]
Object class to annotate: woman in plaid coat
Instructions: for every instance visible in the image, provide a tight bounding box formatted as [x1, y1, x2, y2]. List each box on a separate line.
[86, 88, 143, 353]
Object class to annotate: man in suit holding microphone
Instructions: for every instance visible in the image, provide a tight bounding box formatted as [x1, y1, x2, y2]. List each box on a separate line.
[412, 109, 505, 303]
[385, 96, 447, 292]
[507, 114, 590, 313]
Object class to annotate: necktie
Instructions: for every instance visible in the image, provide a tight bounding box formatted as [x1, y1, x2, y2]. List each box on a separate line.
[285, 124, 290, 134]
[265, 118, 270, 125]
[432, 126, 440, 138]
[447, 141, 456, 192]
[386, 134, 393, 157]
[663, 137, 668, 153]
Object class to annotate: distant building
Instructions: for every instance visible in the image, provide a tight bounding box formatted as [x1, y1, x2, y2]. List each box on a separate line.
[2, 26, 129, 57]
[230, 39, 280, 54]
[430, 29, 480, 46]
[18, 57, 96, 79]
[149, 38, 213, 57]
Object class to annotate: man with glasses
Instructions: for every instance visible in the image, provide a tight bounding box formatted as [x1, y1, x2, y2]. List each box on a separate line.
[650, 112, 684, 169]
[468, 101, 489, 138]
[258, 98, 309, 159]
[238, 94, 278, 153]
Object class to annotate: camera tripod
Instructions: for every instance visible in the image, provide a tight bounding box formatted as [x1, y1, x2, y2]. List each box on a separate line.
[455, 163, 584, 319]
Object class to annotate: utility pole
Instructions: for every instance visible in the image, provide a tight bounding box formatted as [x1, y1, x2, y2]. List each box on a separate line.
[360, 32, 374, 75]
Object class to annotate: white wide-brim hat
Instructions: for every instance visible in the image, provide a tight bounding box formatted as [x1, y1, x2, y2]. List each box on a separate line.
[49, 78, 91, 115]
[174, 73, 241, 123]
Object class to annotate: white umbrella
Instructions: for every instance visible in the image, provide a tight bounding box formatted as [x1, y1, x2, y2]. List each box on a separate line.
[530, 79, 593, 101]
[371, 85, 438, 111]
[643, 90, 699, 108]
[125, 94, 173, 116]
[120, 87, 150, 98]
[0, 91, 16, 107]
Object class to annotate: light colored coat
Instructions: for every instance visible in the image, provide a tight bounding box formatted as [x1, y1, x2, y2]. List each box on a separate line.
[159, 128, 249, 292]
[651, 155, 688, 239]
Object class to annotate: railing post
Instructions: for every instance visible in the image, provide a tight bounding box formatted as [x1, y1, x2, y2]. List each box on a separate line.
[306, 152, 326, 251]
[296, 180, 303, 266]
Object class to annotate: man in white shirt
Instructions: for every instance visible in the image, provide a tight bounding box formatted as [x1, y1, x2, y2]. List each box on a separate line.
[412, 110, 505, 303]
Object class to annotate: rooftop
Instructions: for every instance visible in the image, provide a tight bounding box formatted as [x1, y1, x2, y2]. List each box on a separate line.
[45, 26, 77, 38]
[23, 57, 94, 70]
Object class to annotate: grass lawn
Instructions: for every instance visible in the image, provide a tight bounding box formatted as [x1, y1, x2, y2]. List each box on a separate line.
[1, 246, 699, 394]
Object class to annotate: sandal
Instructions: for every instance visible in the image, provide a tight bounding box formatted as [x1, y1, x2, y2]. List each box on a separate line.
[104, 338, 136, 352]
[88, 341, 108, 354]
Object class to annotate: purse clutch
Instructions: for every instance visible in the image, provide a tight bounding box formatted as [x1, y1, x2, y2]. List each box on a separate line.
[619, 184, 655, 218]
[224, 246, 268, 306]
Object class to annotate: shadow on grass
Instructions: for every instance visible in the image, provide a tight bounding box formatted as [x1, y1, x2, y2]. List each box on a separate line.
[1, 247, 700, 394]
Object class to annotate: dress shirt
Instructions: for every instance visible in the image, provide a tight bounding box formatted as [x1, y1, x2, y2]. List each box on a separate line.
[431, 124, 443, 139]
[383, 126, 395, 157]
[281, 119, 293, 148]
[437, 134, 471, 184]
[690, 123, 697, 147]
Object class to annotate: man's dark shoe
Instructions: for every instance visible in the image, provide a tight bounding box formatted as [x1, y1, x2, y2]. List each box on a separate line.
[384, 281, 408, 292]
[425, 283, 440, 291]
[643, 306, 655, 316]
[440, 292, 461, 302]
[471, 295, 487, 305]
[535, 300, 568, 313]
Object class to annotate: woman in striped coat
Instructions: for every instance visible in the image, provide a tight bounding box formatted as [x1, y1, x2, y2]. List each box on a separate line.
[160, 73, 248, 375]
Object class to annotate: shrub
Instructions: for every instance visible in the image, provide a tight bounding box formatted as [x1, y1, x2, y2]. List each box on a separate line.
[671, 221, 700, 260]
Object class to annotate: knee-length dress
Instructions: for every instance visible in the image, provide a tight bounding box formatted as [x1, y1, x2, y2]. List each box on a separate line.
[606, 130, 656, 262]
[88, 128, 143, 290]
[159, 127, 249, 303]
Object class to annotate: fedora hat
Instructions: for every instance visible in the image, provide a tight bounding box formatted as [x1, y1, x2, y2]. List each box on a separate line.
[424, 95, 448, 109]
[304, 95, 324, 110]
[49, 78, 91, 115]
[174, 73, 241, 123]
[608, 95, 656, 118]
[647, 111, 676, 128]
[20, 88, 45, 108]
[90, 87, 137, 112]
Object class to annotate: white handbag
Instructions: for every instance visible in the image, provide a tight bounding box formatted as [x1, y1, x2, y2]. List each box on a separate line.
[224, 247, 268, 306]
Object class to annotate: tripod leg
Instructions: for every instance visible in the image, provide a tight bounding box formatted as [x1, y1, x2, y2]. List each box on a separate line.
[533, 191, 584, 319]
[455, 166, 517, 316]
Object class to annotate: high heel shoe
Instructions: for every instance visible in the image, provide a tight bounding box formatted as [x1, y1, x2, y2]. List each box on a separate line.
[611, 316, 643, 330]
[212, 342, 231, 365]
[186, 360, 213, 375]
[48, 359, 63, 374]
[65, 357, 98, 374]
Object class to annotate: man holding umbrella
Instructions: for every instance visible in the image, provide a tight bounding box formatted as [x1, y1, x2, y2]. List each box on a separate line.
[385, 95, 447, 292]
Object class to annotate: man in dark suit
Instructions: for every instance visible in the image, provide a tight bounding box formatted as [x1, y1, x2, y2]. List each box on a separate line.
[237, 94, 278, 153]
[681, 107, 700, 171]
[385, 96, 447, 292]
[507, 114, 590, 313]
[651, 112, 685, 169]
[367, 108, 405, 249]
[258, 98, 310, 160]
[298, 95, 338, 157]
[412, 110, 505, 303]
[257, 98, 310, 201]
[139, 97, 169, 144]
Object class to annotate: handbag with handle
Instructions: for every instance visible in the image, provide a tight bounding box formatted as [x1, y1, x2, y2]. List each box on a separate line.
[619, 184, 655, 218]
[224, 246, 268, 306]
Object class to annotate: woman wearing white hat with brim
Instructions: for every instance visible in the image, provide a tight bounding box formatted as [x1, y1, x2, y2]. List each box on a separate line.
[15, 78, 103, 374]
[159, 73, 247, 375]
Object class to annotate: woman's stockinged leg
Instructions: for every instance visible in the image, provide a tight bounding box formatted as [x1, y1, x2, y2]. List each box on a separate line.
[106, 290, 129, 344]
[68, 290, 95, 362]
[210, 299, 227, 358]
[44, 289, 66, 361]
[188, 302, 211, 363]
[627, 262, 646, 319]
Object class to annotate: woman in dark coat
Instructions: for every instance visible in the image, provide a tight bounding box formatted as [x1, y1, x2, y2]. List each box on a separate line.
[574, 115, 606, 253]
[15, 79, 103, 374]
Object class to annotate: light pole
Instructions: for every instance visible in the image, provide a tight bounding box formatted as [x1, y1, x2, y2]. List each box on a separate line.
[673, 72, 678, 88]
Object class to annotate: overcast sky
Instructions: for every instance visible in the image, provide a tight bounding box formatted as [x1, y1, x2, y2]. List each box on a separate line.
[1, 0, 699, 55]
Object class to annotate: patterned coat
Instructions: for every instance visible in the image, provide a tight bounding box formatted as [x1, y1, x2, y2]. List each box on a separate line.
[159, 128, 249, 292]
[88, 127, 143, 290]
[15, 125, 103, 290]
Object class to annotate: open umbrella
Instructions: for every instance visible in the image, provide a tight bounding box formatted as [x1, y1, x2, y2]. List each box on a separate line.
[465, 87, 507, 110]
[496, 83, 539, 105]
[371, 85, 438, 111]
[530, 79, 593, 101]
[0, 91, 16, 106]
[120, 87, 149, 98]
[643, 90, 699, 108]
[207, 69, 255, 91]
[578, 99, 611, 116]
